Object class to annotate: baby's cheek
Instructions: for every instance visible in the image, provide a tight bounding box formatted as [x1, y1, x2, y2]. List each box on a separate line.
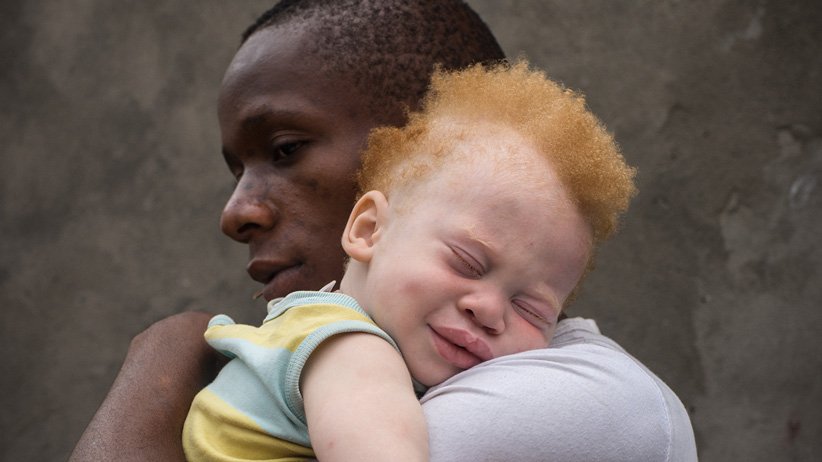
[509, 321, 553, 354]
[392, 265, 431, 297]
[392, 283, 428, 312]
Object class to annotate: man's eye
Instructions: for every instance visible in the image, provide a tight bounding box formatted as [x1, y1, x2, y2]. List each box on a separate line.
[271, 140, 305, 162]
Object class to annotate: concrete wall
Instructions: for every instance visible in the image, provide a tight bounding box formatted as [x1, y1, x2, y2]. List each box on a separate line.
[2, 1, 820, 460]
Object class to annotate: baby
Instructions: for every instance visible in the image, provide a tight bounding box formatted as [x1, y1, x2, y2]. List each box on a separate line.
[183, 60, 636, 461]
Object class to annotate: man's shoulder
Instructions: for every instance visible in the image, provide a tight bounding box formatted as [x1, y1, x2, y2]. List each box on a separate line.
[421, 317, 698, 462]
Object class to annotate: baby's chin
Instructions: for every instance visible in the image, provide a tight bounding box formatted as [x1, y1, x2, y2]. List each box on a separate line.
[410, 364, 464, 390]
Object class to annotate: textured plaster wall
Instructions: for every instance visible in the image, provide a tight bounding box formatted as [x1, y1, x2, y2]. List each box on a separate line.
[1, 1, 820, 460]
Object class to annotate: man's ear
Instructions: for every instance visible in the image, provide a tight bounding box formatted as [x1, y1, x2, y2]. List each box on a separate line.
[341, 190, 389, 263]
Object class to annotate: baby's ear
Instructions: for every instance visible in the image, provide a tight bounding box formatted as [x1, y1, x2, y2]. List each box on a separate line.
[341, 190, 389, 263]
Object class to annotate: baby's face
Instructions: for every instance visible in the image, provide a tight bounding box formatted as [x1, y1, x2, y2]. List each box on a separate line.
[357, 124, 593, 387]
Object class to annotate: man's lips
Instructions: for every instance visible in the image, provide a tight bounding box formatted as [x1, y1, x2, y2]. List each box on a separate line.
[247, 259, 290, 283]
[429, 325, 493, 369]
[247, 259, 302, 300]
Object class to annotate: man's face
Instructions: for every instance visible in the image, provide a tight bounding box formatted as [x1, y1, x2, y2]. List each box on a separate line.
[355, 123, 593, 386]
[218, 25, 381, 301]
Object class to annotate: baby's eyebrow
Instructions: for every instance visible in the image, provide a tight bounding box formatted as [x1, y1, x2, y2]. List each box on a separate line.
[531, 287, 561, 318]
[462, 225, 495, 253]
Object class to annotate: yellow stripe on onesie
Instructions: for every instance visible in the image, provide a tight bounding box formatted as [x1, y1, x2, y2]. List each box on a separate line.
[185, 388, 315, 462]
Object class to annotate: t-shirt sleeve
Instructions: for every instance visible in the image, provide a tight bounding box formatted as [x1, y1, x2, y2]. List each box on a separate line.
[419, 345, 697, 462]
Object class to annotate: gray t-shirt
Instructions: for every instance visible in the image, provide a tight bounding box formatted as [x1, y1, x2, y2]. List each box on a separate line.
[420, 317, 698, 461]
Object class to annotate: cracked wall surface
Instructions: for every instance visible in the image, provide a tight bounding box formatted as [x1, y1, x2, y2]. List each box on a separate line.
[2, 1, 820, 460]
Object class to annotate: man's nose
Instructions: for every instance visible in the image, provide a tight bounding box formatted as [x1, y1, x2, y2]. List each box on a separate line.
[219, 173, 278, 243]
[459, 291, 507, 335]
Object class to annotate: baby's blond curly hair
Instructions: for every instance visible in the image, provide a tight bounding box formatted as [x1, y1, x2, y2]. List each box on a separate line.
[358, 60, 636, 249]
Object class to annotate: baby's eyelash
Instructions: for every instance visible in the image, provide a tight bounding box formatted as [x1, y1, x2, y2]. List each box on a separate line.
[452, 248, 483, 277]
[515, 302, 547, 323]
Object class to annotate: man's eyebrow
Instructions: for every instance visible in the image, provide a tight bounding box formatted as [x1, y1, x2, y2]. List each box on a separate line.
[222, 108, 313, 157]
[241, 113, 269, 131]
[240, 108, 306, 131]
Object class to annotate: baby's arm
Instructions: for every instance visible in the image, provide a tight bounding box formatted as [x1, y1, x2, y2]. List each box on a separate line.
[301, 332, 428, 462]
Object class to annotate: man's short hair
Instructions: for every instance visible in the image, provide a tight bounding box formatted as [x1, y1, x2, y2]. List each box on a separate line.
[244, 0, 505, 122]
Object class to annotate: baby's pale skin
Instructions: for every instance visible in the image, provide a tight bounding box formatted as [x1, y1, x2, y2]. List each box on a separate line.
[301, 120, 592, 461]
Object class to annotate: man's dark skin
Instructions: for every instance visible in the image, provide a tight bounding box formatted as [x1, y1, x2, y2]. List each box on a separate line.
[71, 311, 215, 460]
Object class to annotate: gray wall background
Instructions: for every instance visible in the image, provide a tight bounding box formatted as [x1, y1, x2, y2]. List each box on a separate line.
[2, 1, 820, 460]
